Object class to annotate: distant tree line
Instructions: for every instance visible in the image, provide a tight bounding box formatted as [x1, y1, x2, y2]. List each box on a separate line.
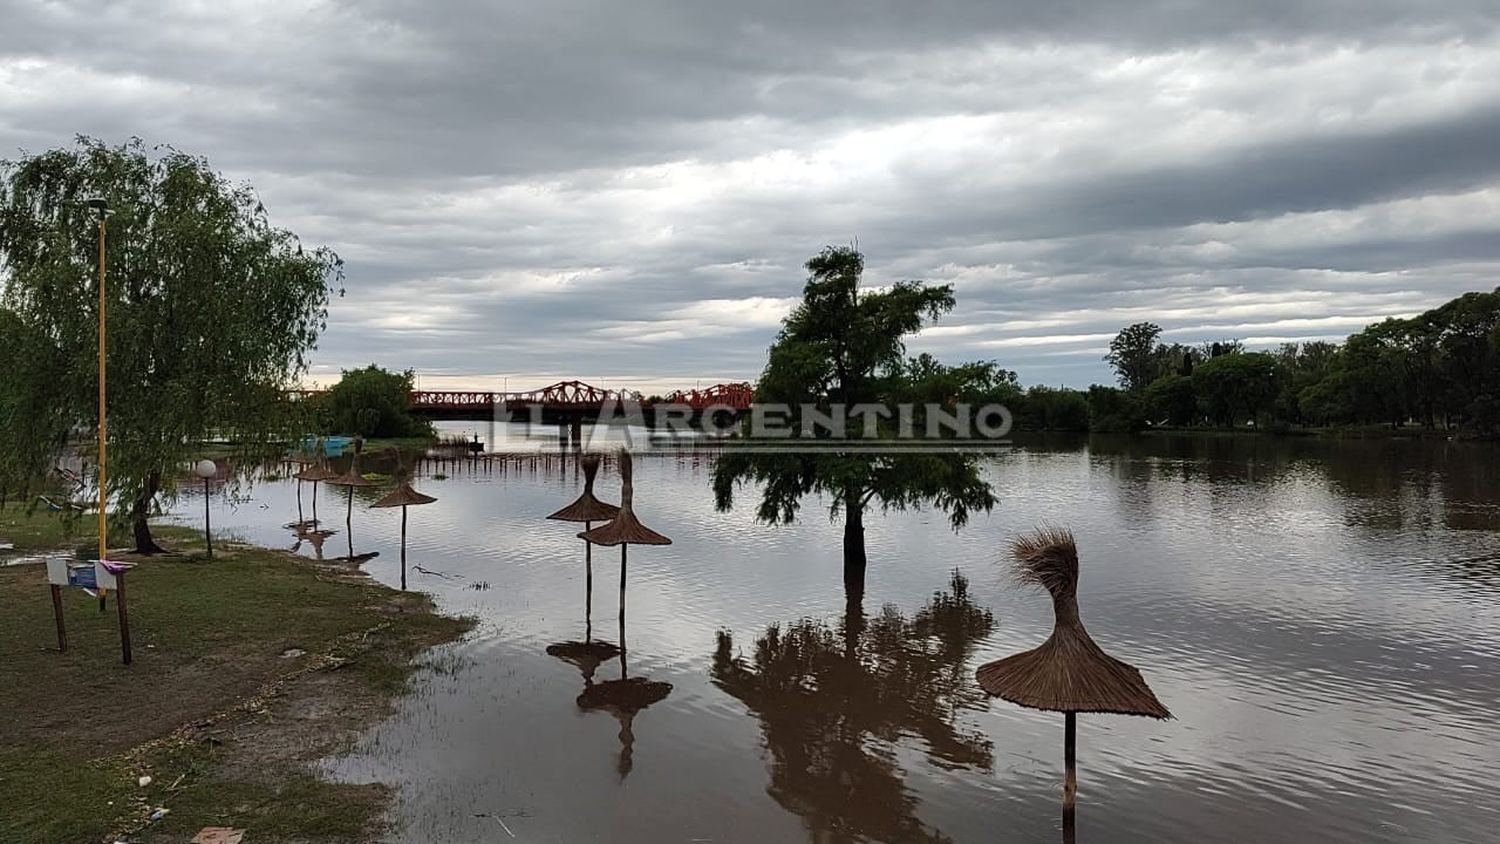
[1009, 288, 1500, 433]
[302, 364, 434, 439]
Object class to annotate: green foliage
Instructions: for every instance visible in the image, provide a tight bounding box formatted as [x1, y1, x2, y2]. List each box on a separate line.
[1104, 322, 1162, 390]
[1192, 352, 1280, 426]
[324, 364, 432, 438]
[1085, 385, 1145, 432]
[711, 247, 996, 577]
[0, 137, 340, 550]
[1143, 374, 1196, 426]
[1013, 386, 1090, 431]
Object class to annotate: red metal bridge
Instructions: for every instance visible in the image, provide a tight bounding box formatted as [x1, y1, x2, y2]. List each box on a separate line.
[293, 380, 754, 417]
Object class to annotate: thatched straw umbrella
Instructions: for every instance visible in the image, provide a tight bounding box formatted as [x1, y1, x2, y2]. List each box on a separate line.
[328, 451, 374, 561]
[578, 450, 670, 633]
[294, 461, 337, 527]
[547, 452, 619, 640]
[975, 527, 1169, 838]
[371, 475, 436, 591]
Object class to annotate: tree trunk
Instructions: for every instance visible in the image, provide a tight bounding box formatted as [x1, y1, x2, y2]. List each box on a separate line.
[130, 469, 165, 554]
[843, 496, 866, 596]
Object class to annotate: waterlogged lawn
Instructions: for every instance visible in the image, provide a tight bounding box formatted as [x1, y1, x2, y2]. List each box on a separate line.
[0, 543, 469, 843]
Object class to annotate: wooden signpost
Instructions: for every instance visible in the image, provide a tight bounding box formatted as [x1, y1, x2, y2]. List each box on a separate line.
[47, 557, 136, 664]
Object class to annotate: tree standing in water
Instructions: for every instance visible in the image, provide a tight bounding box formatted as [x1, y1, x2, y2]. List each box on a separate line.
[711, 246, 996, 595]
[0, 138, 340, 552]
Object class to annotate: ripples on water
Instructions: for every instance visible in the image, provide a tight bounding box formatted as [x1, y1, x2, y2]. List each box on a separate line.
[170, 427, 1500, 843]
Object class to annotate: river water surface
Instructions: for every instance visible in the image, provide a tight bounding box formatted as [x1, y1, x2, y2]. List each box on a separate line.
[175, 427, 1500, 843]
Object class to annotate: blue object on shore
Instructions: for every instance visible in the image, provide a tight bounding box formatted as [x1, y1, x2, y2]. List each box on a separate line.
[298, 436, 353, 457]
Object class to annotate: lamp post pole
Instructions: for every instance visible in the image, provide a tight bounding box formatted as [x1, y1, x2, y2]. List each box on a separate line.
[92, 199, 108, 568]
[194, 460, 217, 557]
[203, 477, 212, 557]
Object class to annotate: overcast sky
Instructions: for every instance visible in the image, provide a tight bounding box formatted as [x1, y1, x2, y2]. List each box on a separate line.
[3, 1, 1499, 392]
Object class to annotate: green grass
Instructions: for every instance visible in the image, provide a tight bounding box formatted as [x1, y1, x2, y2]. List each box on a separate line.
[357, 436, 440, 452]
[0, 502, 201, 554]
[0, 544, 470, 843]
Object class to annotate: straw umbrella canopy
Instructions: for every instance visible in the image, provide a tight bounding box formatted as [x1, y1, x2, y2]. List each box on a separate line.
[547, 452, 619, 641]
[578, 450, 670, 633]
[975, 527, 1169, 839]
[371, 479, 436, 591]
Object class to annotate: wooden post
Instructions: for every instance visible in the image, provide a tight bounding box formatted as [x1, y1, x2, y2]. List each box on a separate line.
[618, 544, 628, 653]
[115, 568, 132, 665]
[617, 583, 628, 679]
[345, 486, 354, 561]
[311, 480, 319, 525]
[203, 477, 213, 557]
[399, 505, 408, 591]
[50, 584, 67, 653]
[1063, 712, 1077, 842]
[296, 478, 304, 525]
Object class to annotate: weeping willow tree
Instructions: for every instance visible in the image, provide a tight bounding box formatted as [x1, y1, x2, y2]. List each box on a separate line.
[0, 137, 341, 552]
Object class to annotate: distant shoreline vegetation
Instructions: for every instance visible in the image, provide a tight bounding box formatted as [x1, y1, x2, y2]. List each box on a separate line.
[1005, 287, 1500, 436]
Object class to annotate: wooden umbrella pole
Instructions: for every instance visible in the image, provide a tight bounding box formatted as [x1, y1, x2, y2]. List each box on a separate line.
[1063, 712, 1077, 840]
[311, 481, 319, 524]
[584, 520, 593, 643]
[617, 576, 628, 679]
[400, 505, 408, 591]
[618, 544, 628, 652]
[296, 479, 304, 524]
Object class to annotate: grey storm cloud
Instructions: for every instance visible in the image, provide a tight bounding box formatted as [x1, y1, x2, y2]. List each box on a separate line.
[3, 0, 1499, 389]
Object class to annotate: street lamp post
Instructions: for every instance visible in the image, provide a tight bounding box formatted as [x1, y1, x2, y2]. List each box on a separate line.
[87, 199, 108, 569]
[194, 459, 217, 557]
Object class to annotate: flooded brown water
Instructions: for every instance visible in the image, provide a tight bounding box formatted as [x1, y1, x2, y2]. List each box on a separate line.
[180, 428, 1500, 843]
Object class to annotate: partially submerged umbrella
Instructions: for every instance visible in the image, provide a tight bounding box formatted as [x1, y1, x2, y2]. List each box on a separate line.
[578, 449, 670, 632]
[975, 527, 1169, 839]
[328, 459, 374, 562]
[371, 478, 436, 590]
[293, 461, 337, 527]
[548, 452, 619, 641]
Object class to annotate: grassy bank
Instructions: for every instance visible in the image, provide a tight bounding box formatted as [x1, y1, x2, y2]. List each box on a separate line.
[0, 529, 470, 842]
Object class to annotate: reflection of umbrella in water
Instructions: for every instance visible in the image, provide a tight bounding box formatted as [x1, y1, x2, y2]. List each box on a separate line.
[293, 461, 337, 529]
[371, 478, 436, 591]
[975, 527, 1170, 841]
[545, 639, 620, 684]
[574, 613, 672, 779]
[547, 452, 619, 641]
[292, 523, 332, 560]
[578, 449, 670, 632]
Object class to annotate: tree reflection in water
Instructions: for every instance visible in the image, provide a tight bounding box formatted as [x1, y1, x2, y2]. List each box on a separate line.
[711, 571, 996, 843]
